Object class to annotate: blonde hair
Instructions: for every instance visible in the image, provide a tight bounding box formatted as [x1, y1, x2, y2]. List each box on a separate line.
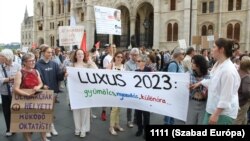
[240, 56, 250, 73]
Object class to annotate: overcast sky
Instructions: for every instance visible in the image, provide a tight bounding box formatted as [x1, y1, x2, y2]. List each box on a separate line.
[0, 0, 33, 44]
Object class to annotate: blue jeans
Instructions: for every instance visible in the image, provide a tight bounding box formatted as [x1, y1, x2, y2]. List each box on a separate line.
[164, 116, 174, 125]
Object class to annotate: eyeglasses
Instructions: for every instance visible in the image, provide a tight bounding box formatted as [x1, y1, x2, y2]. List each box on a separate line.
[136, 60, 143, 63]
[116, 56, 123, 59]
[26, 59, 35, 63]
[131, 54, 139, 57]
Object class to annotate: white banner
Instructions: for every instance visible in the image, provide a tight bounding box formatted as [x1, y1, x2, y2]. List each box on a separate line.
[178, 39, 187, 49]
[67, 67, 190, 121]
[58, 26, 84, 46]
[94, 6, 121, 35]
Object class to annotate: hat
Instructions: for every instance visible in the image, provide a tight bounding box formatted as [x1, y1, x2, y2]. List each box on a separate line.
[172, 47, 184, 56]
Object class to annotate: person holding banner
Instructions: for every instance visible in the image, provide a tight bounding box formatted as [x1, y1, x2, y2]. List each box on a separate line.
[186, 55, 209, 125]
[13, 53, 49, 141]
[163, 47, 185, 125]
[70, 49, 98, 138]
[191, 38, 241, 125]
[134, 55, 151, 137]
[35, 45, 66, 138]
[0, 49, 21, 137]
[124, 48, 140, 128]
[106, 51, 125, 135]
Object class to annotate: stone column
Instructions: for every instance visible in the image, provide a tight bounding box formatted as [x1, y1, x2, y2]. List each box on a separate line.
[33, 1, 37, 45]
[152, 0, 160, 49]
[183, 0, 191, 46]
[191, 0, 198, 46]
[85, 0, 94, 51]
[43, 1, 48, 44]
[129, 16, 136, 49]
[218, 0, 223, 37]
[246, 0, 250, 51]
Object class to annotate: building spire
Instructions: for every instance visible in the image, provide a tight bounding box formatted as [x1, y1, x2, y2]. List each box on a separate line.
[24, 5, 28, 19]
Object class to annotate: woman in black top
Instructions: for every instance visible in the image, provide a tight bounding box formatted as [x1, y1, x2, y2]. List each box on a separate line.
[135, 55, 151, 138]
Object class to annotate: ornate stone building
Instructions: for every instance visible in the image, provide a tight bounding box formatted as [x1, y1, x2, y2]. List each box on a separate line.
[21, 7, 33, 47]
[28, 0, 250, 51]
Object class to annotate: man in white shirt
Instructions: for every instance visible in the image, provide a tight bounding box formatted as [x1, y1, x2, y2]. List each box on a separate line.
[103, 44, 113, 69]
[183, 47, 195, 73]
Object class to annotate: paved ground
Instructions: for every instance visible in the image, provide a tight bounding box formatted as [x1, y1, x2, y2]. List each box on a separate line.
[0, 88, 164, 141]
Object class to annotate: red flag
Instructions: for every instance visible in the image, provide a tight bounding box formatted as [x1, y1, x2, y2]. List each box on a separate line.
[95, 41, 100, 49]
[80, 32, 86, 51]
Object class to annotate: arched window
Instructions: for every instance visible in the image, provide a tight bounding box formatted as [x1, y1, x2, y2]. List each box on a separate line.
[173, 23, 178, 41]
[38, 23, 43, 31]
[170, 0, 176, 11]
[50, 36, 55, 47]
[208, 25, 213, 35]
[202, 2, 207, 13]
[228, 0, 234, 11]
[68, 0, 71, 13]
[201, 25, 207, 36]
[81, 12, 84, 21]
[41, 5, 44, 17]
[227, 24, 233, 39]
[236, 0, 242, 10]
[167, 23, 172, 41]
[62, 0, 64, 13]
[234, 23, 240, 41]
[37, 3, 41, 16]
[58, 0, 61, 14]
[51, 1, 54, 15]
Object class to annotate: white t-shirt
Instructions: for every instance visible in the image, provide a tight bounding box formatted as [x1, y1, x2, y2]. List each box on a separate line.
[103, 54, 112, 69]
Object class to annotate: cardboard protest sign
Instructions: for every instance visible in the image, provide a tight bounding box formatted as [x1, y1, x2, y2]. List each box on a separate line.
[10, 90, 54, 132]
[192, 36, 201, 45]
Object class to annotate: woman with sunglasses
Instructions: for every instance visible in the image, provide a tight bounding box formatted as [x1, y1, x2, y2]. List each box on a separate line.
[107, 51, 125, 135]
[134, 55, 151, 138]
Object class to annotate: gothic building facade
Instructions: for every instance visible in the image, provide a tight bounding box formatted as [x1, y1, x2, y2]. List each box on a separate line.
[21, 7, 33, 47]
[22, 0, 250, 51]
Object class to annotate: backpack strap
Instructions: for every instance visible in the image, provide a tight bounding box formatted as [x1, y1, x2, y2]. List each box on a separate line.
[168, 60, 179, 72]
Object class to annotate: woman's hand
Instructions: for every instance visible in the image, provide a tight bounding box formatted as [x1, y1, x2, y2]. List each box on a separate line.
[209, 114, 219, 125]
[190, 81, 201, 90]
[43, 85, 49, 90]
[33, 86, 40, 91]
[24, 89, 36, 96]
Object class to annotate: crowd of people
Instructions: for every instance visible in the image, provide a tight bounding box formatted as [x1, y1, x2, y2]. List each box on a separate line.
[0, 37, 250, 141]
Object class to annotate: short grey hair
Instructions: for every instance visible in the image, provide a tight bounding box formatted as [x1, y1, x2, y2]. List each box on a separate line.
[1, 49, 14, 62]
[130, 48, 140, 54]
[22, 52, 35, 64]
